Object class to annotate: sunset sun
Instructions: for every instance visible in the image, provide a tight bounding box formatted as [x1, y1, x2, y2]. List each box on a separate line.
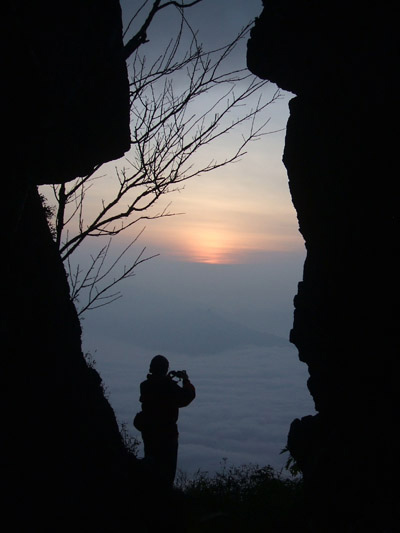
[186, 229, 236, 264]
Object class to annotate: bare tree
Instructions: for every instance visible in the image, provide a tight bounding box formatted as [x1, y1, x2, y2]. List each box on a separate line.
[41, 0, 279, 316]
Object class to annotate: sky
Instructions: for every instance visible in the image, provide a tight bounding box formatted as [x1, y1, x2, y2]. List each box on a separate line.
[43, 1, 315, 476]
[76, 0, 303, 267]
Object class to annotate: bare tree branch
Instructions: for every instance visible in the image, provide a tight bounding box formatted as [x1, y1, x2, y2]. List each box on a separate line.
[72, 235, 159, 316]
[123, 0, 203, 60]
[40, 5, 279, 316]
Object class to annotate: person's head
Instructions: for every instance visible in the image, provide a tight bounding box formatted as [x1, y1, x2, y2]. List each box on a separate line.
[149, 354, 169, 376]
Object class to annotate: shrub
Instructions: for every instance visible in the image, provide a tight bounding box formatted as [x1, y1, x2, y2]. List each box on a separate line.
[176, 460, 306, 532]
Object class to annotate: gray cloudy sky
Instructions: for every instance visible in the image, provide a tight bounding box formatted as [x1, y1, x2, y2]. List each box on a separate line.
[75, 0, 315, 477]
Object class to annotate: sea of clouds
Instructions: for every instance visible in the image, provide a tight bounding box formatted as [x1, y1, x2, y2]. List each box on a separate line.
[80, 256, 315, 476]
[83, 332, 314, 477]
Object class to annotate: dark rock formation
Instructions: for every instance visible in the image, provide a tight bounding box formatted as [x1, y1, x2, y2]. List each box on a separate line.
[2, 2, 141, 530]
[5, 0, 131, 186]
[2, 188, 137, 530]
[248, 1, 399, 531]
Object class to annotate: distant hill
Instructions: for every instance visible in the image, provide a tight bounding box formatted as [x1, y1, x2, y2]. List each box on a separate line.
[97, 303, 289, 355]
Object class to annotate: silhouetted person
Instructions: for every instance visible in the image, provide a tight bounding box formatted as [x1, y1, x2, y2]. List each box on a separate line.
[134, 355, 195, 488]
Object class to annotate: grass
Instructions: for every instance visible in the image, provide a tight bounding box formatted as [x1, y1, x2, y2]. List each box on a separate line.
[118, 425, 306, 531]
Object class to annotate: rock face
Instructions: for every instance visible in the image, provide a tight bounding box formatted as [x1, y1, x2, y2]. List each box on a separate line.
[247, 1, 399, 530]
[5, 0, 131, 186]
[2, 2, 138, 530]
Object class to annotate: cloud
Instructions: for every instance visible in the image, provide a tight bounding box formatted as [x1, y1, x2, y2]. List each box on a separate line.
[175, 346, 314, 474]
[83, 331, 315, 476]
[80, 255, 311, 476]
[80, 253, 305, 338]
[91, 301, 288, 356]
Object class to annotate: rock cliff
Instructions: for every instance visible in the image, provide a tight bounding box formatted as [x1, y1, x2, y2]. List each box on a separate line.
[248, 1, 399, 530]
[2, 2, 137, 530]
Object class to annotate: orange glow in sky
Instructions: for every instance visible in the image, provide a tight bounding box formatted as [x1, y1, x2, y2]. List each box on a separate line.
[183, 229, 238, 264]
[40, 90, 303, 267]
[143, 212, 303, 264]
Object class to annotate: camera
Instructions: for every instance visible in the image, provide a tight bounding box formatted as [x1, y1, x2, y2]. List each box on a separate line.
[168, 370, 188, 381]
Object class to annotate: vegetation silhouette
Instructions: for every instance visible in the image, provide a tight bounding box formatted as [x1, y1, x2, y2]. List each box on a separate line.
[172, 459, 306, 532]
